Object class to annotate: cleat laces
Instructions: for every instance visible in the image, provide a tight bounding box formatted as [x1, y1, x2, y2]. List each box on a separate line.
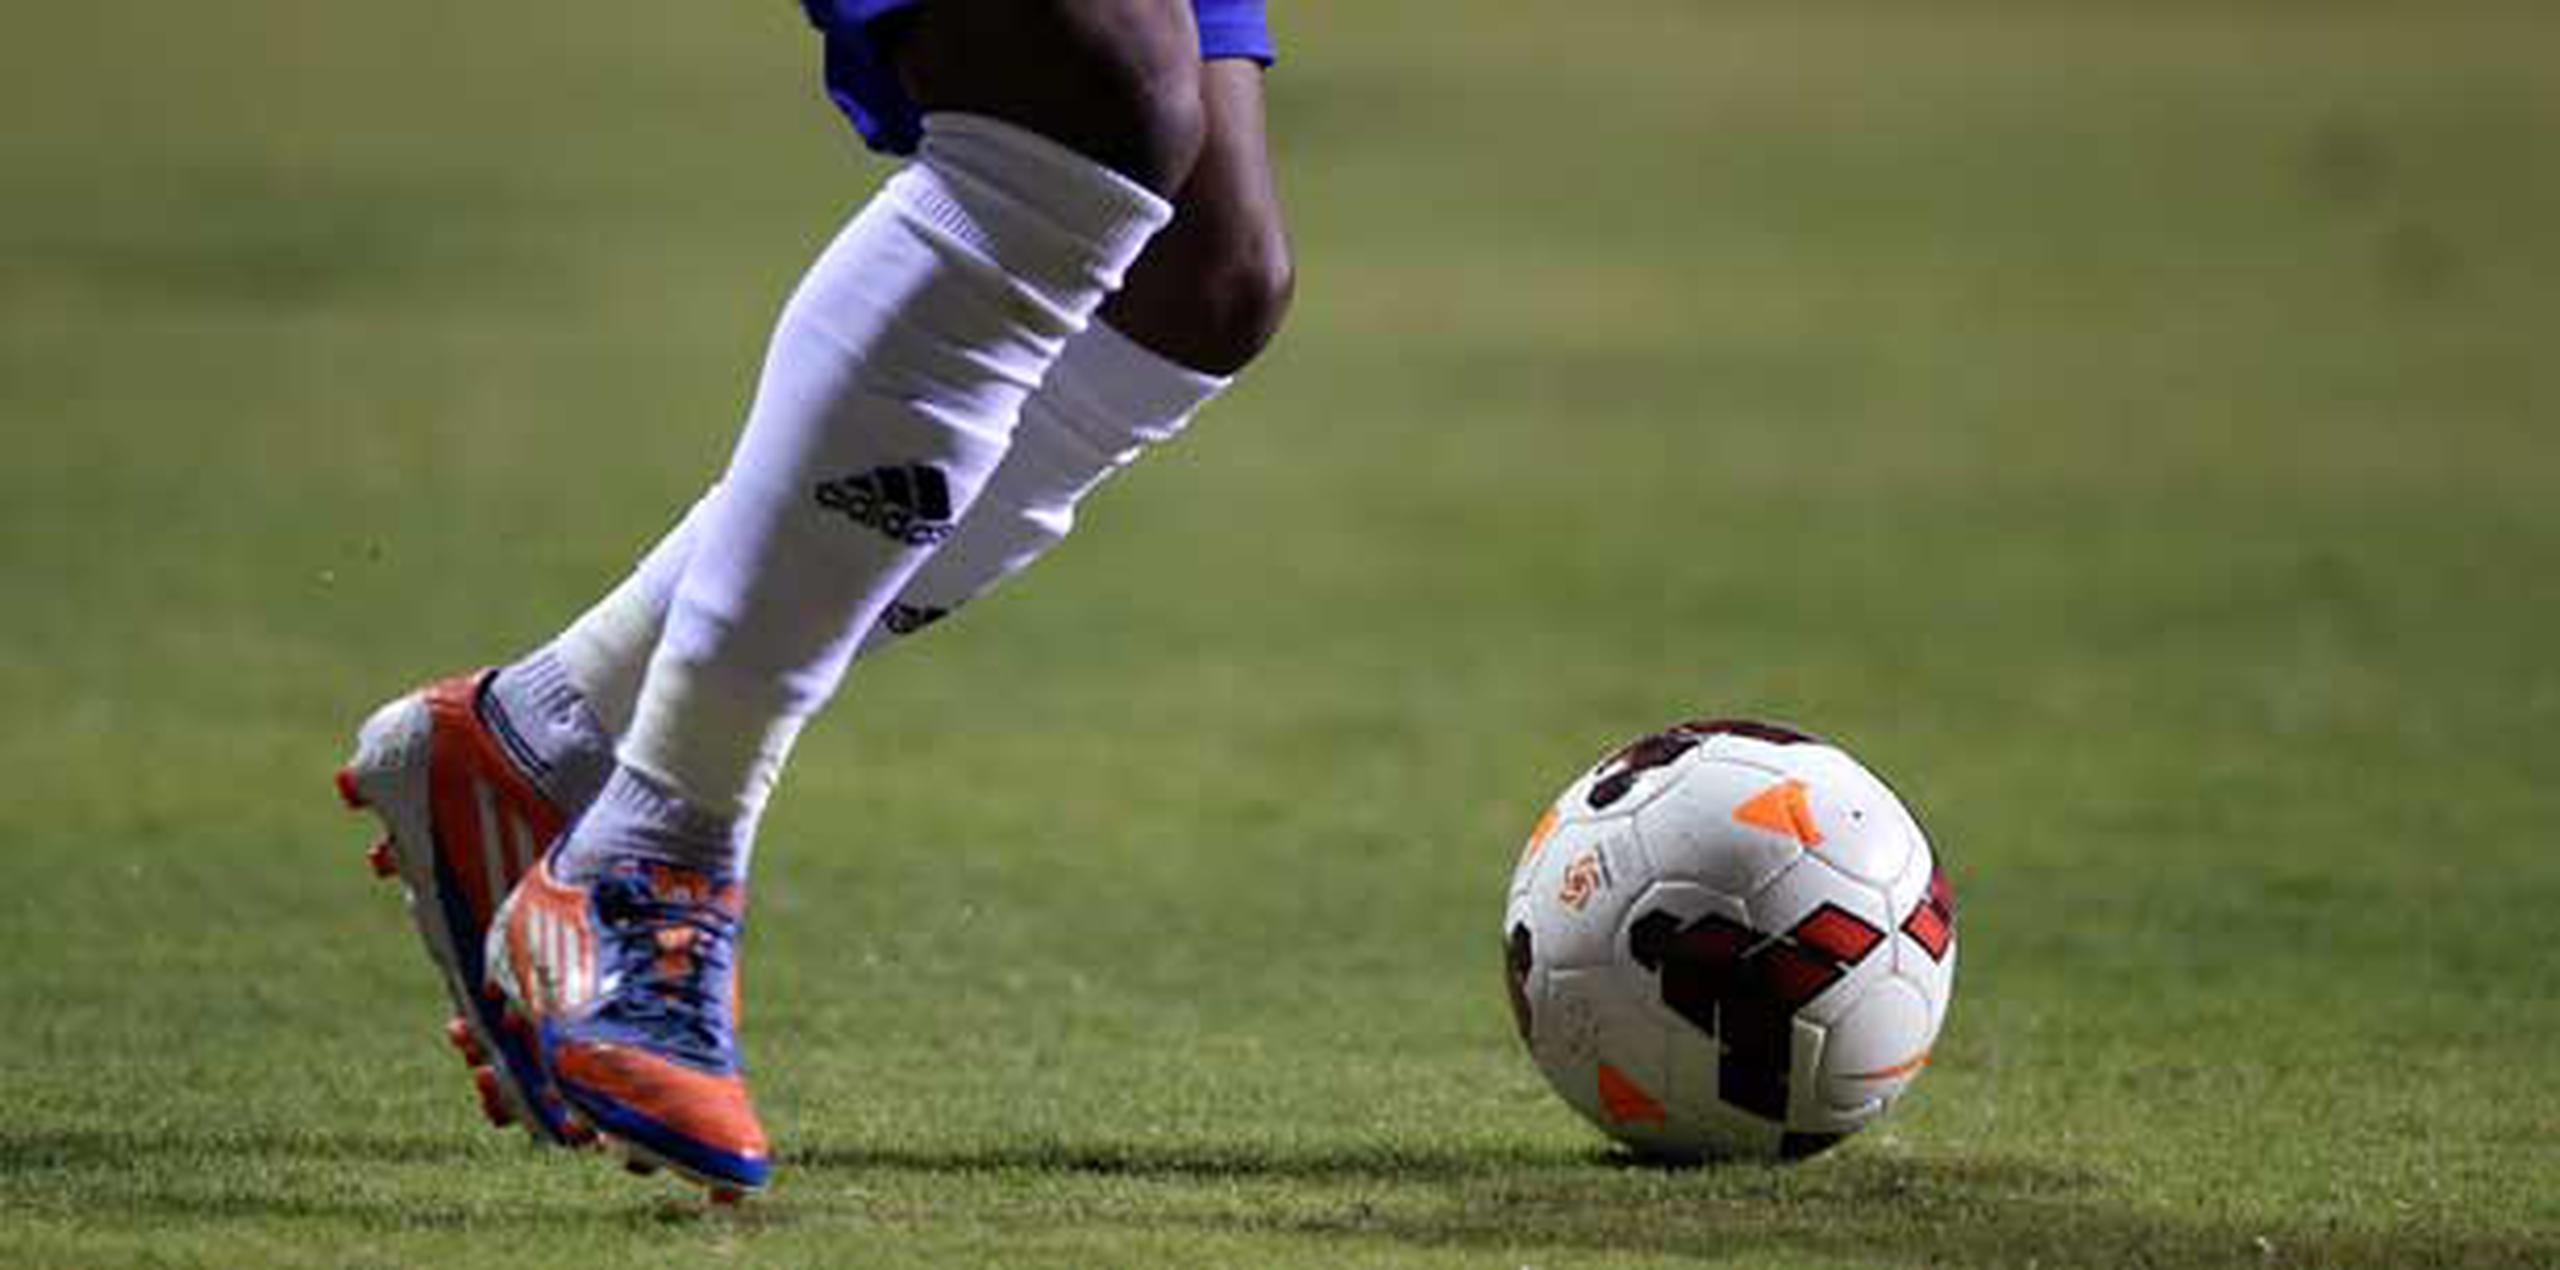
[589, 869, 741, 1068]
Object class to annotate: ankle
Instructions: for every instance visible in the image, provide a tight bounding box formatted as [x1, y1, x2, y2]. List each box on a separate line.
[484, 650, 615, 809]
[555, 764, 753, 884]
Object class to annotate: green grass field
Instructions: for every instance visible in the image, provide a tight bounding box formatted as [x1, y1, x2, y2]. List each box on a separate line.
[5, 2, 2557, 1265]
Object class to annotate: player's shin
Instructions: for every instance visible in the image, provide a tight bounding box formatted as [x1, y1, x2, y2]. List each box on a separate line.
[479, 493, 711, 812]
[494, 315, 1225, 788]
[552, 491, 716, 737]
[482, 201, 1227, 807]
[561, 112, 1173, 881]
[860, 320, 1228, 651]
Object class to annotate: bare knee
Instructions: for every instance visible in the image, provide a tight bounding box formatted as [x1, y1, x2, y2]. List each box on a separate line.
[1100, 61, 1293, 374]
[1112, 228, 1294, 375]
[1200, 232, 1295, 372]
[887, 0, 1206, 193]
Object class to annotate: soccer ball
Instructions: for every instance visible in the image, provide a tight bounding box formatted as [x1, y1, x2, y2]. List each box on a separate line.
[1501, 718, 1956, 1161]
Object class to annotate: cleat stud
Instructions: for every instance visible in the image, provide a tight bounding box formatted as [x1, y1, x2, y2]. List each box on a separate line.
[624, 1159, 659, 1177]
[708, 1187, 746, 1207]
[472, 1067, 516, 1128]
[334, 768, 366, 810]
[367, 840, 398, 879]
[443, 1017, 486, 1066]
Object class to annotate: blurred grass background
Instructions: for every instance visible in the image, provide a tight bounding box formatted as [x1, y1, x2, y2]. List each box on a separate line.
[3, 2, 2556, 1266]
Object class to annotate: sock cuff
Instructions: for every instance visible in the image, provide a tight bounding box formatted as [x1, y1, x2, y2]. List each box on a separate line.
[486, 647, 615, 809]
[1046, 322, 1233, 448]
[564, 765, 754, 883]
[497, 646, 588, 733]
[897, 112, 1174, 301]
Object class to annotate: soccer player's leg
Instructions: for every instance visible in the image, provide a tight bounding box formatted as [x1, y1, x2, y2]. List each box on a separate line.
[1098, 56, 1293, 378]
[331, 496, 696, 1147]
[485, 0, 1203, 1197]
[858, 54, 1294, 653]
[365, 0, 1287, 1175]
[449, 36, 1292, 741]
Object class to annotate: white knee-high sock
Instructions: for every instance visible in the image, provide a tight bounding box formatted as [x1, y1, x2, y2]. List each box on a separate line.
[555, 492, 716, 736]
[485, 493, 711, 811]
[556, 114, 1171, 879]
[487, 323, 1222, 803]
[862, 321, 1228, 650]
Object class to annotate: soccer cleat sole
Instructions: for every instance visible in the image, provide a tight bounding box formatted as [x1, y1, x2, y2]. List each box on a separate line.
[444, 1015, 487, 1067]
[525, 1036, 773, 1197]
[585, 1121, 763, 1202]
[472, 1066, 517, 1128]
[336, 688, 568, 1146]
[537, 1082, 765, 1199]
[483, 993, 599, 1150]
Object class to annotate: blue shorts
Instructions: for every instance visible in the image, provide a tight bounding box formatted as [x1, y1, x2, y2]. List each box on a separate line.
[797, 2, 1276, 156]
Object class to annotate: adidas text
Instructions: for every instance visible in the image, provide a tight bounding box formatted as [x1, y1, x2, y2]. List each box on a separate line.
[814, 464, 957, 546]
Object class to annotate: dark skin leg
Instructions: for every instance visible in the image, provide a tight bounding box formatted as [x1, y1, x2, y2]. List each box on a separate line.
[878, 10, 1292, 376]
[1103, 60, 1295, 376]
[881, 0, 1205, 195]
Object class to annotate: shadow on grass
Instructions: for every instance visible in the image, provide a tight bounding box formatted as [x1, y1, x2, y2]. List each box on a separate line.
[801, 1137, 2552, 1270]
[9, 1127, 2552, 1267]
[0, 1125, 489, 1171]
[792, 1136, 1582, 1182]
[0, 1124, 749, 1231]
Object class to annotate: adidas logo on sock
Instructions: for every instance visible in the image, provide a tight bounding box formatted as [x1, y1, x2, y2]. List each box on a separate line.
[814, 464, 956, 546]
[879, 602, 951, 637]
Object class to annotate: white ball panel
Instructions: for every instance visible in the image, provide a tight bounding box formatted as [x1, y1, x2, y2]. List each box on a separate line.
[1512, 817, 1644, 971]
[1631, 755, 1807, 896]
[1528, 963, 1603, 1072]
[1745, 857, 1894, 1003]
[1537, 966, 1687, 1154]
[1882, 841, 1933, 925]
[1788, 1015, 1884, 1132]
[1815, 974, 1937, 1112]
[1749, 853, 1891, 932]
[1788, 746, 1918, 886]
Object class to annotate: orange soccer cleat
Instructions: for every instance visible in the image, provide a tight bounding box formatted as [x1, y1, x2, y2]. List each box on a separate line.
[335, 670, 584, 1145]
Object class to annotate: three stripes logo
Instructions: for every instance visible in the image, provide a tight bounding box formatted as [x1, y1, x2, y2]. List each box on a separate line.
[466, 776, 545, 920]
[517, 895, 597, 1013]
[814, 463, 956, 546]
